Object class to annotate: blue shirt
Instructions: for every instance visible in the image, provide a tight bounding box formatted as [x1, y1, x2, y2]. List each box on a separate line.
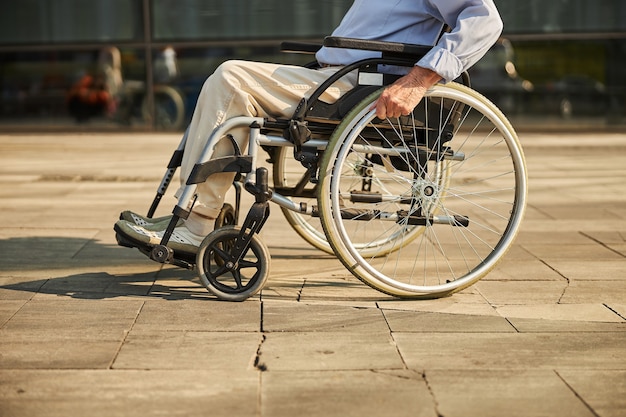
[315, 0, 503, 82]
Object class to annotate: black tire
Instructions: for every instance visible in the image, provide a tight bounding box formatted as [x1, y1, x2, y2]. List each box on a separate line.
[196, 226, 270, 301]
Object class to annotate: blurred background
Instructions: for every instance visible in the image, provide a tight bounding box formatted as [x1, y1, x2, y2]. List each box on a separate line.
[1, 0, 624, 131]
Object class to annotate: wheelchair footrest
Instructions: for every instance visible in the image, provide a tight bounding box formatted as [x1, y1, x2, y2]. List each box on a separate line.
[114, 227, 196, 269]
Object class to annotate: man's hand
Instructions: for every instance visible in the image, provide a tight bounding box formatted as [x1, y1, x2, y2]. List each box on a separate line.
[374, 66, 442, 119]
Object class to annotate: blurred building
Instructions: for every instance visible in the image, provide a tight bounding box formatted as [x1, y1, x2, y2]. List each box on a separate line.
[0, 0, 625, 131]
[491, 0, 626, 126]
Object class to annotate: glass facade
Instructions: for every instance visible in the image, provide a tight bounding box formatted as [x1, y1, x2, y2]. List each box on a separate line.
[152, 0, 351, 41]
[499, 0, 626, 34]
[0, 0, 143, 44]
[0, 0, 624, 131]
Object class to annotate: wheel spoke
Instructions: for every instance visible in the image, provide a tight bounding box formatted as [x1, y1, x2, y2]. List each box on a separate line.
[232, 270, 243, 290]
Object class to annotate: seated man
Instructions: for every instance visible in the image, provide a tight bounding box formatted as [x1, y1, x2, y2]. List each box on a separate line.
[115, 0, 503, 255]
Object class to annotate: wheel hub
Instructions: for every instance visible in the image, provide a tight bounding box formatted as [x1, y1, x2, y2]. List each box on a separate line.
[413, 179, 440, 204]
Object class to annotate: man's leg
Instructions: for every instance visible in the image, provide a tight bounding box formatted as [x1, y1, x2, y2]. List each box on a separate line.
[179, 60, 356, 226]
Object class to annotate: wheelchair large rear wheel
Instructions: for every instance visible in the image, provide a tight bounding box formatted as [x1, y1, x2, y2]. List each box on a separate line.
[317, 83, 527, 298]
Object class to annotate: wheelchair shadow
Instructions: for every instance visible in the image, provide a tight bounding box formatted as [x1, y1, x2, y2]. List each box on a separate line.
[0, 235, 213, 301]
[0, 270, 215, 301]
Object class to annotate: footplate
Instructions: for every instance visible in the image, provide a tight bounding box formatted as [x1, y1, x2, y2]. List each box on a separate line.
[114, 225, 196, 269]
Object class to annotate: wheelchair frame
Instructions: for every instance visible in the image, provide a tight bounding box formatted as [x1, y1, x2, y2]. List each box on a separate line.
[116, 36, 527, 301]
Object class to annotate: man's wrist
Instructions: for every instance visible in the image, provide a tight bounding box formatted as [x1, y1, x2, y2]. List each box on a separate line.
[409, 65, 442, 88]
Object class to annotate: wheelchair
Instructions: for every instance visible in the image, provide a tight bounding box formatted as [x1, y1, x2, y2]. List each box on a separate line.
[115, 37, 528, 301]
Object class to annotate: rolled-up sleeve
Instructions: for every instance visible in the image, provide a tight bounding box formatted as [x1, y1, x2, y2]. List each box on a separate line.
[418, 0, 503, 82]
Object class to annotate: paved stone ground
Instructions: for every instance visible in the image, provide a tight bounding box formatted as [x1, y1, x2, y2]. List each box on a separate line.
[0, 132, 624, 417]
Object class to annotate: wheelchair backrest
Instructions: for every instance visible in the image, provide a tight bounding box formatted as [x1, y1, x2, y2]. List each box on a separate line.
[280, 37, 468, 150]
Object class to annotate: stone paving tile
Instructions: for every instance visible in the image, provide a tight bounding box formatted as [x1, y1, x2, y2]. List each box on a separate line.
[262, 370, 437, 417]
[583, 231, 626, 245]
[484, 259, 565, 281]
[0, 299, 143, 370]
[608, 243, 626, 256]
[557, 370, 626, 417]
[513, 231, 594, 245]
[521, 243, 624, 261]
[495, 303, 624, 323]
[608, 210, 626, 221]
[132, 299, 261, 332]
[0, 182, 80, 202]
[475, 280, 568, 305]
[260, 276, 305, 301]
[0, 248, 157, 279]
[265, 257, 347, 278]
[1, 299, 142, 337]
[0, 228, 100, 271]
[393, 332, 626, 371]
[519, 219, 626, 233]
[259, 332, 403, 371]
[561, 281, 626, 304]
[487, 243, 535, 261]
[522, 205, 554, 221]
[535, 204, 624, 222]
[148, 279, 213, 300]
[0, 300, 27, 326]
[608, 303, 626, 319]
[298, 274, 393, 303]
[377, 292, 497, 316]
[426, 370, 596, 417]
[113, 330, 262, 370]
[0, 369, 259, 417]
[263, 302, 389, 332]
[545, 259, 626, 281]
[382, 310, 516, 333]
[38, 272, 151, 297]
[0, 334, 122, 370]
[506, 318, 626, 333]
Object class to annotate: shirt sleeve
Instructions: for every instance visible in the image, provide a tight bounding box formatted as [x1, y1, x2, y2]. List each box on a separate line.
[417, 0, 503, 82]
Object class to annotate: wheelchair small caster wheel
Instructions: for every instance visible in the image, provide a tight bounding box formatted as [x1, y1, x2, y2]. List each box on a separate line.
[151, 244, 174, 263]
[196, 226, 270, 302]
[215, 203, 236, 229]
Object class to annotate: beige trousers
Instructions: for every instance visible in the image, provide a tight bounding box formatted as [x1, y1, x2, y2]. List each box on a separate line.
[177, 60, 357, 220]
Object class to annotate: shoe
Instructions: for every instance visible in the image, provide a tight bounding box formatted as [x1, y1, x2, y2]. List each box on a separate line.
[114, 219, 204, 255]
[119, 210, 173, 227]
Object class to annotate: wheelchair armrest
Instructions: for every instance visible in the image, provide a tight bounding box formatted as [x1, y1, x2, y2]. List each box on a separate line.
[323, 36, 431, 60]
[281, 41, 322, 54]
